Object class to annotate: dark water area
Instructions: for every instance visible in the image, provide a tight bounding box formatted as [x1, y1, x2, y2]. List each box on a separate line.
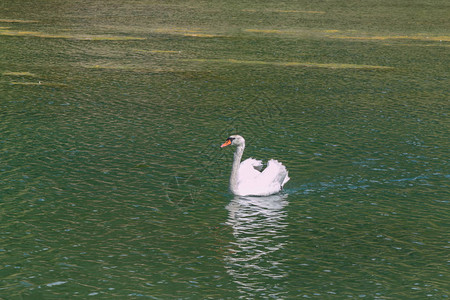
[1, 0, 449, 298]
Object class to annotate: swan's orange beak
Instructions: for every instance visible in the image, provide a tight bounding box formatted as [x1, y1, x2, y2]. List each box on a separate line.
[221, 139, 232, 148]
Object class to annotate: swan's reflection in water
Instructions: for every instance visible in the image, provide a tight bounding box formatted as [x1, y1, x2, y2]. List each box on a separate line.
[225, 194, 289, 298]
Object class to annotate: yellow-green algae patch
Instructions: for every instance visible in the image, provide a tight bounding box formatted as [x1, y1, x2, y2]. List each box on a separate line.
[245, 29, 285, 34]
[273, 9, 325, 14]
[10, 81, 68, 87]
[186, 58, 393, 70]
[0, 19, 38, 23]
[87, 64, 135, 70]
[245, 28, 361, 37]
[10, 81, 41, 86]
[134, 49, 181, 54]
[0, 29, 145, 41]
[154, 28, 225, 38]
[242, 9, 325, 14]
[85, 64, 178, 73]
[383, 43, 449, 48]
[329, 35, 450, 42]
[3, 71, 37, 77]
[182, 33, 221, 38]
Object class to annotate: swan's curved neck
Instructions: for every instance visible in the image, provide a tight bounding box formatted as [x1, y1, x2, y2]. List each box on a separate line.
[230, 143, 245, 194]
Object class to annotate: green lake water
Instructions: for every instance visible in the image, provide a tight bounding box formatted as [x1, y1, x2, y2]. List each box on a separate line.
[1, 0, 449, 298]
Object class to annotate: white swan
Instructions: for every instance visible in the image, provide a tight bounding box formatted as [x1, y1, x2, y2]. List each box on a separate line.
[221, 135, 290, 196]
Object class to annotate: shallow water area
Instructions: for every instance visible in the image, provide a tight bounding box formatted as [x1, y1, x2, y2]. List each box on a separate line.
[1, 0, 449, 298]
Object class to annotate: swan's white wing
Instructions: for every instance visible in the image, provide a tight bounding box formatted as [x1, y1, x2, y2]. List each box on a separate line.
[237, 158, 262, 184]
[236, 159, 289, 196]
[260, 159, 290, 188]
[240, 158, 263, 171]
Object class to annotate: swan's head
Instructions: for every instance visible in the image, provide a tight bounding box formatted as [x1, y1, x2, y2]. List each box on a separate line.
[221, 135, 245, 148]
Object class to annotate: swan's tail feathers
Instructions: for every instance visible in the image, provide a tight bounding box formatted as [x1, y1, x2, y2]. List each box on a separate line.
[265, 159, 290, 188]
[240, 158, 263, 171]
[282, 172, 290, 188]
